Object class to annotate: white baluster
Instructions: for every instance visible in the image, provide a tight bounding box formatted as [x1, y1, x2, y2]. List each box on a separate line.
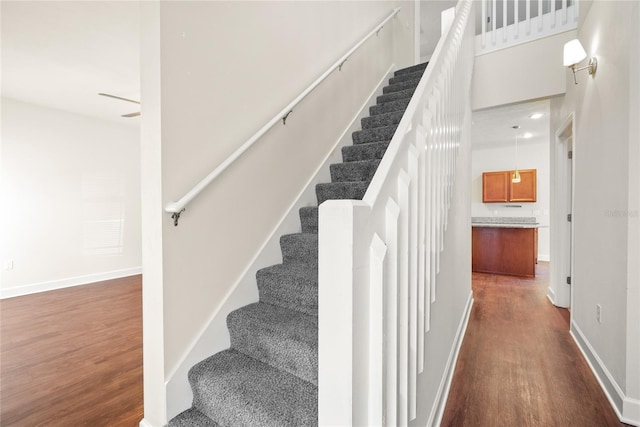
[369, 233, 386, 427]
[526, 0, 531, 36]
[384, 198, 400, 426]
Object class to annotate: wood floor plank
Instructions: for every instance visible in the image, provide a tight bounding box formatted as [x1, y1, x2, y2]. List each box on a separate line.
[0, 275, 143, 426]
[441, 263, 628, 427]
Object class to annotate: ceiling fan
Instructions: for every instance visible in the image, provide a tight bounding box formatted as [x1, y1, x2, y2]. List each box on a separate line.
[98, 93, 140, 117]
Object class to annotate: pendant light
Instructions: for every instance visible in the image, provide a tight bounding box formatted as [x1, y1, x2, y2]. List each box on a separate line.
[512, 125, 521, 183]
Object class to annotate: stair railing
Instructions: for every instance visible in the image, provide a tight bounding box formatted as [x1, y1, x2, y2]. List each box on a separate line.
[477, 0, 578, 55]
[164, 8, 400, 226]
[318, 0, 474, 425]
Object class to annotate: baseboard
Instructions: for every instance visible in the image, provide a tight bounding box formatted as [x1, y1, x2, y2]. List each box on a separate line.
[164, 64, 398, 420]
[428, 290, 474, 427]
[0, 267, 142, 299]
[547, 286, 557, 306]
[538, 253, 550, 262]
[139, 418, 155, 427]
[571, 321, 640, 426]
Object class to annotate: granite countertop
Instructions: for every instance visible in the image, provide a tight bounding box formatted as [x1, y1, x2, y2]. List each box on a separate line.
[471, 216, 539, 228]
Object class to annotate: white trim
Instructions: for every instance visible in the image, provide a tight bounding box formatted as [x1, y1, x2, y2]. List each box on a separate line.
[571, 321, 640, 426]
[538, 254, 550, 262]
[547, 287, 557, 306]
[139, 418, 157, 427]
[429, 291, 474, 427]
[0, 267, 142, 299]
[164, 65, 397, 419]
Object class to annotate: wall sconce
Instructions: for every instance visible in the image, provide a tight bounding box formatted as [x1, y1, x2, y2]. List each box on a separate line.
[563, 39, 597, 85]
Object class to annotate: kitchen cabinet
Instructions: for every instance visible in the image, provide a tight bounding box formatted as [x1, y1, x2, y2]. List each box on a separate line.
[472, 226, 538, 277]
[482, 169, 536, 203]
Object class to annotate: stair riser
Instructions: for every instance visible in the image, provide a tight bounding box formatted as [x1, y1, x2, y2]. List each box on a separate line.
[394, 62, 428, 77]
[280, 234, 318, 267]
[227, 311, 318, 384]
[299, 207, 318, 234]
[342, 141, 390, 162]
[257, 266, 318, 316]
[352, 124, 398, 145]
[382, 79, 420, 94]
[376, 88, 415, 104]
[330, 160, 380, 183]
[316, 182, 369, 205]
[361, 110, 404, 130]
[189, 350, 317, 427]
[389, 69, 424, 85]
[370, 98, 411, 116]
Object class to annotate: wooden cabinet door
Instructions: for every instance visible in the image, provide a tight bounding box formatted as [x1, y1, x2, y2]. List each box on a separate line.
[509, 169, 537, 202]
[482, 171, 509, 203]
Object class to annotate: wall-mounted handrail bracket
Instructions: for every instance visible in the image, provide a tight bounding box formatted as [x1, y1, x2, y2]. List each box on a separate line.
[282, 110, 293, 125]
[376, 26, 383, 37]
[171, 209, 185, 227]
[338, 58, 348, 71]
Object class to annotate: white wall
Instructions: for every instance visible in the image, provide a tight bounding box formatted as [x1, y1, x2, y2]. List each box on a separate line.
[472, 30, 576, 111]
[471, 137, 551, 260]
[0, 98, 141, 298]
[140, 1, 415, 424]
[555, 1, 639, 424]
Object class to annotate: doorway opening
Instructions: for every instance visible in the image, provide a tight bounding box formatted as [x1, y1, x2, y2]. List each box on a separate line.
[551, 112, 574, 310]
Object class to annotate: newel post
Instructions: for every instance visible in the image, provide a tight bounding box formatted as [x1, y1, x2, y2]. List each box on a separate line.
[318, 200, 371, 426]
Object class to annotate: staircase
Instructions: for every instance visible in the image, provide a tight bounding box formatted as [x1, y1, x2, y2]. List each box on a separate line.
[168, 62, 428, 427]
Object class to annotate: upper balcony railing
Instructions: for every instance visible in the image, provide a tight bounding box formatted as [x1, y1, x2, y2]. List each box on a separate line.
[477, 0, 578, 55]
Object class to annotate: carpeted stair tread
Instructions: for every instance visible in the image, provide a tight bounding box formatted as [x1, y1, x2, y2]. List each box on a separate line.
[189, 349, 317, 427]
[330, 159, 381, 182]
[370, 97, 411, 116]
[394, 61, 428, 76]
[342, 140, 391, 162]
[376, 87, 416, 105]
[257, 263, 317, 315]
[382, 78, 421, 94]
[168, 408, 221, 427]
[316, 181, 369, 205]
[227, 302, 318, 384]
[361, 109, 405, 129]
[299, 206, 318, 234]
[352, 124, 398, 145]
[280, 233, 318, 267]
[389, 69, 425, 85]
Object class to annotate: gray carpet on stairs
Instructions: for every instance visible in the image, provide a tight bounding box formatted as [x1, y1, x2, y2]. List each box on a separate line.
[167, 62, 428, 427]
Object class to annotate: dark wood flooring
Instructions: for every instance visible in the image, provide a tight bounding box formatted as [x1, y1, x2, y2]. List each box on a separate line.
[441, 262, 628, 426]
[0, 275, 143, 426]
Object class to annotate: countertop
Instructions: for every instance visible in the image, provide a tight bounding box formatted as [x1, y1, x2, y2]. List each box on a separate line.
[472, 216, 539, 228]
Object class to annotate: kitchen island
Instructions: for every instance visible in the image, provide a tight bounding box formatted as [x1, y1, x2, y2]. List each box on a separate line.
[472, 217, 539, 277]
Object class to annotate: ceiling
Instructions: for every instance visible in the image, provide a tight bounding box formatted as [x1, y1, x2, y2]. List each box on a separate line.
[1, 1, 141, 126]
[471, 99, 551, 148]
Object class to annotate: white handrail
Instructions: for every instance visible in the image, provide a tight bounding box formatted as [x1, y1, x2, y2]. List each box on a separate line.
[164, 7, 401, 224]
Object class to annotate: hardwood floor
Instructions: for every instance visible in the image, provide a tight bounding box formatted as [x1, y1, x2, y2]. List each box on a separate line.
[0, 275, 143, 426]
[441, 262, 628, 427]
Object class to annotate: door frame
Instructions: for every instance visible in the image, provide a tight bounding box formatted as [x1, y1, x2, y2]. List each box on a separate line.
[550, 112, 575, 309]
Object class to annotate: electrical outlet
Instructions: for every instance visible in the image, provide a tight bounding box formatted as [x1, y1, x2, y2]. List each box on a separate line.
[596, 304, 602, 323]
[4, 260, 13, 270]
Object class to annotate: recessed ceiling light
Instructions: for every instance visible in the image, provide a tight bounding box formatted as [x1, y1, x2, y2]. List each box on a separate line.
[523, 132, 533, 139]
[529, 112, 543, 119]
